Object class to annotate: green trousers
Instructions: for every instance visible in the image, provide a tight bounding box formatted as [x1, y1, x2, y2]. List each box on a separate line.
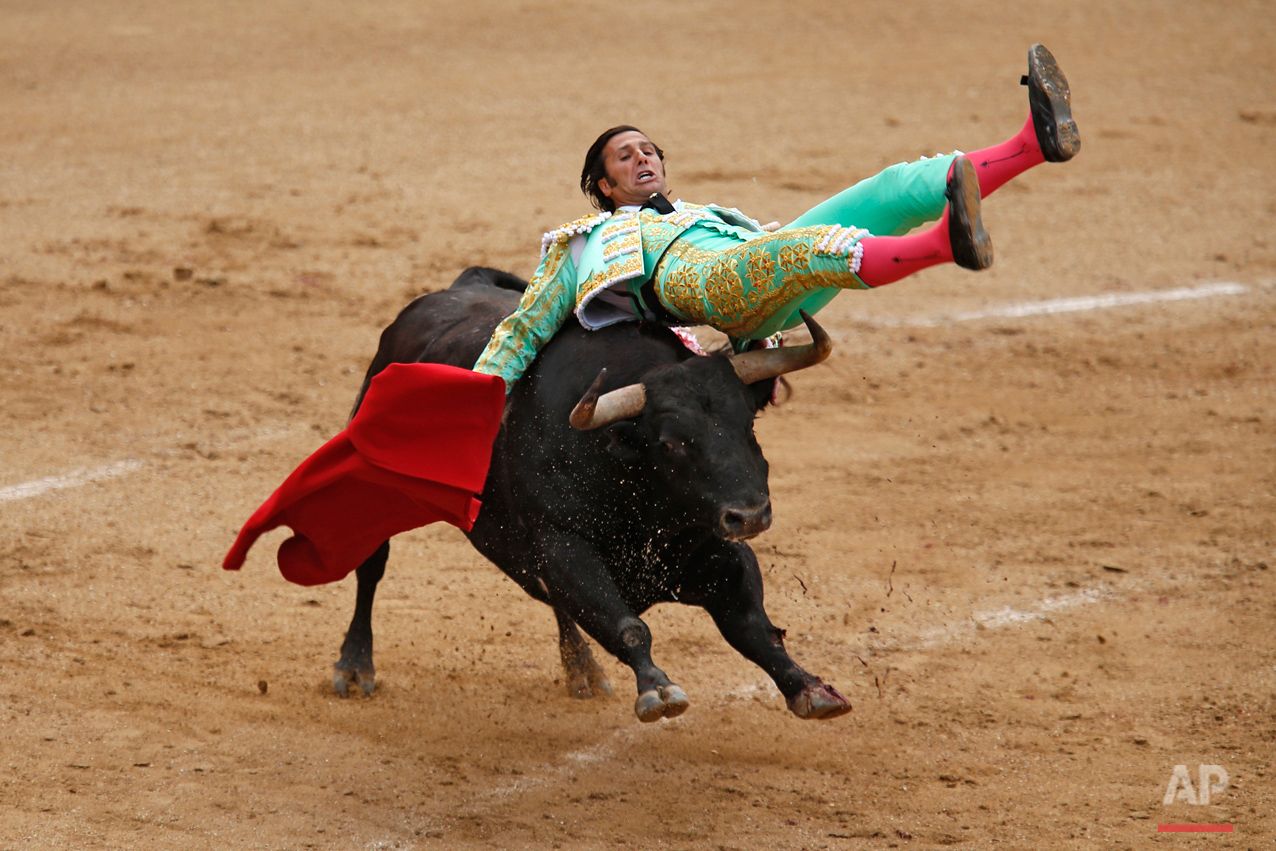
[654, 153, 955, 340]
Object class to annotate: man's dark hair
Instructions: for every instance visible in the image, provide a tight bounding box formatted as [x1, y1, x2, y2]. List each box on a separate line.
[580, 125, 666, 212]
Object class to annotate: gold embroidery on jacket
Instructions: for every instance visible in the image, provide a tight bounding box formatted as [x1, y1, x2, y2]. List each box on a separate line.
[541, 212, 611, 258]
[475, 238, 573, 383]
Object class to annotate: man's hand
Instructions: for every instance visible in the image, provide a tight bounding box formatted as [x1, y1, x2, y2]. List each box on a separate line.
[761, 221, 782, 233]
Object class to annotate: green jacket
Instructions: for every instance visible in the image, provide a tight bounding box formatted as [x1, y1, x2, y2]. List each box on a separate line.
[473, 201, 765, 390]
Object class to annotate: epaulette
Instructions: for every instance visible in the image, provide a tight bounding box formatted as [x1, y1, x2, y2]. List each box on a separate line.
[541, 211, 612, 258]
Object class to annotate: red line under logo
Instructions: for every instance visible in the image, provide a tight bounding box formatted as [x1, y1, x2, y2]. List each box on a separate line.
[1157, 824, 1234, 833]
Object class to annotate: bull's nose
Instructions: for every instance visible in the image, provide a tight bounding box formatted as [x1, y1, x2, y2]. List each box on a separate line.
[719, 500, 772, 541]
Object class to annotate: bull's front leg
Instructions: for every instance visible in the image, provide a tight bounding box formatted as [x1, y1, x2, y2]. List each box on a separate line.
[534, 531, 687, 722]
[333, 540, 389, 697]
[686, 541, 852, 720]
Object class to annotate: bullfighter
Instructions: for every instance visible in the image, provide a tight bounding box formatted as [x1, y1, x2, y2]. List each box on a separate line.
[475, 44, 1079, 390]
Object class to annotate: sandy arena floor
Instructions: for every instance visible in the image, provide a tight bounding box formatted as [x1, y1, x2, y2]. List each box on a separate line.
[2, 2, 1274, 849]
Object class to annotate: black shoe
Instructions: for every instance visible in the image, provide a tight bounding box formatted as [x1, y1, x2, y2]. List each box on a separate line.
[947, 156, 993, 271]
[1022, 44, 1080, 162]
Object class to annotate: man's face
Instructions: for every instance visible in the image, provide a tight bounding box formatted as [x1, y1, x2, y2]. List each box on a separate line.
[597, 131, 668, 208]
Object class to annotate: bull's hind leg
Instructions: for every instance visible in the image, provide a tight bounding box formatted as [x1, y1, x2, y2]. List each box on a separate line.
[554, 608, 613, 699]
[333, 541, 389, 697]
[690, 541, 852, 720]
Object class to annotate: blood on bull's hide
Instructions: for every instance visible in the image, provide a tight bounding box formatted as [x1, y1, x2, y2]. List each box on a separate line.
[333, 266, 851, 722]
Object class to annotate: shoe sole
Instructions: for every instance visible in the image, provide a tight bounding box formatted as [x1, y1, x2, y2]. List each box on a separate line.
[948, 157, 993, 271]
[1026, 44, 1080, 162]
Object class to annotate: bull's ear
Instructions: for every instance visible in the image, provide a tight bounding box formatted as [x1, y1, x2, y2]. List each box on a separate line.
[748, 376, 783, 412]
[604, 421, 644, 462]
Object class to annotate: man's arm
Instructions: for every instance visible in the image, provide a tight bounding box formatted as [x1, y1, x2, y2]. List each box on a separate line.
[472, 238, 578, 392]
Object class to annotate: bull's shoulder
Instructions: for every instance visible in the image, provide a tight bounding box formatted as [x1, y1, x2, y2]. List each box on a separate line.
[450, 266, 528, 293]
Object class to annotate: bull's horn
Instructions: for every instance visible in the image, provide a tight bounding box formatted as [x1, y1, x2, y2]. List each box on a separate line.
[570, 368, 648, 430]
[729, 310, 833, 385]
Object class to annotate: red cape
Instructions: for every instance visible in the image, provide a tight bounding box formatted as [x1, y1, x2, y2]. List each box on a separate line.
[223, 363, 505, 586]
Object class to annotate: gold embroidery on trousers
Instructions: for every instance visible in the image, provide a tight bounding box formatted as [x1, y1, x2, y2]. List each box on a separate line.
[657, 264, 706, 323]
[744, 248, 776, 293]
[704, 259, 747, 317]
[778, 243, 812, 274]
[648, 223, 870, 338]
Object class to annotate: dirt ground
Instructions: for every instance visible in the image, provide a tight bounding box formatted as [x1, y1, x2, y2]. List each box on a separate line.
[2, 1, 1274, 849]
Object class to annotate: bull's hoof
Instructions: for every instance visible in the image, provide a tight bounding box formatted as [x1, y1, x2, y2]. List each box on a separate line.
[634, 684, 689, 722]
[333, 665, 375, 698]
[565, 657, 614, 700]
[567, 674, 615, 700]
[787, 682, 852, 720]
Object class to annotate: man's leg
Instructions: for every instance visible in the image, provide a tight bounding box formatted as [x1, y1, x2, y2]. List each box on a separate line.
[786, 152, 955, 237]
[854, 155, 992, 286]
[655, 160, 989, 339]
[786, 44, 1078, 236]
[963, 44, 1080, 196]
[851, 47, 1078, 284]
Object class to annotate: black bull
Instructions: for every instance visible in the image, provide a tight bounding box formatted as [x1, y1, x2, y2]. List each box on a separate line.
[333, 267, 851, 722]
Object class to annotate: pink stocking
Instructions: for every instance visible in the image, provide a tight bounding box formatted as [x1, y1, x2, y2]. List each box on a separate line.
[965, 115, 1045, 197]
[856, 114, 1047, 287]
[855, 206, 957, 287]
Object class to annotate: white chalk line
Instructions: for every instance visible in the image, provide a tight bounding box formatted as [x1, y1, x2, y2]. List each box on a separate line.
[0, 459, 145, 503]
[465, 726, 645, 807]
[0, 424, 299, 505]
[907, 587, 1111, 650]
[721, 588, 1114, 704]
[884, 281, 1248, 328]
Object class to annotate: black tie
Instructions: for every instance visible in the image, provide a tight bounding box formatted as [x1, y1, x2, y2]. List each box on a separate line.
[641, 192, 675, 215]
